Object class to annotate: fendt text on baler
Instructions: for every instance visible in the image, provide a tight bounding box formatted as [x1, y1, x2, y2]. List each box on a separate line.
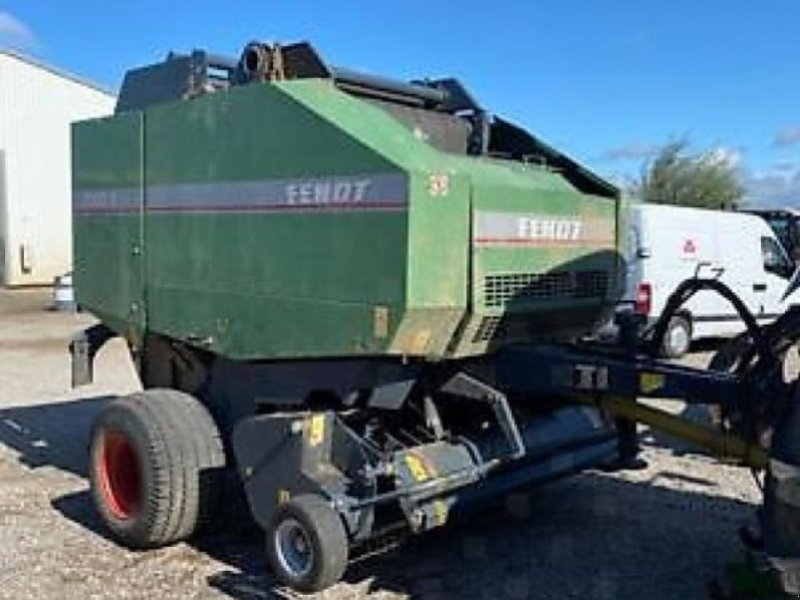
[71, 41, 800, 594]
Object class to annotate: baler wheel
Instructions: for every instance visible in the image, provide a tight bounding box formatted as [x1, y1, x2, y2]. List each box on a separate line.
[89, 389, 225, 547]
[266, 494, 349, 593]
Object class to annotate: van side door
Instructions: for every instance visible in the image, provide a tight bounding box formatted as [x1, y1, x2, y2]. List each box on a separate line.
[759, 235, 795, 318]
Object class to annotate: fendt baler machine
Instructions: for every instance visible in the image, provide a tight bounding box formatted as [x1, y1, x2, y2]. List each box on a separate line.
[71, 41, 800, 594]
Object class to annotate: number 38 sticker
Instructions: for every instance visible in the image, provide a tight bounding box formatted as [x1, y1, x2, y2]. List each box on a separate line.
[427, 172, 450, 197]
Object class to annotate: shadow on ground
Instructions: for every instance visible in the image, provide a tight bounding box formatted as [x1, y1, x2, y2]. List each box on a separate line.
[199, 472, 756, 600]
[0, 288, 53, 316]
[0, 395, 758, 600]
[0, 395, 111, 477]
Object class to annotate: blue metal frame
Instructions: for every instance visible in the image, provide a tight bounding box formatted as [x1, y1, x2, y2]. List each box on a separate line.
[493, 343, 741, 408]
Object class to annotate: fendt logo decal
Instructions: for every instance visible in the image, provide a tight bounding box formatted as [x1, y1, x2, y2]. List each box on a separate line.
[285, 179, 372, 205]
[516, 217, 582, 242]
[474, 211, 614, 247]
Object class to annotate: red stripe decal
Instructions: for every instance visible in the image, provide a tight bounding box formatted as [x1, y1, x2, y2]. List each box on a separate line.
[474, 237, 615, 246]
[74, 201, 407, 215]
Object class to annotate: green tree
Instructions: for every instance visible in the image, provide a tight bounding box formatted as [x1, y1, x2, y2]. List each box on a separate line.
[636, 141, 744, 210]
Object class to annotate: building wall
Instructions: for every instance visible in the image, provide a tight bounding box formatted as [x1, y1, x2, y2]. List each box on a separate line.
[0, 52, 116, 286]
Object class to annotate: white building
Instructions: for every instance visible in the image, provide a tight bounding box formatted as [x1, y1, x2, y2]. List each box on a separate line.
[0, 51, 116, 286]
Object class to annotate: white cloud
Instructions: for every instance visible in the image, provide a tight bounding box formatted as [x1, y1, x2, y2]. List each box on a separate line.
[0, 11, 35, 50]
[774, 126, 800, 148]
[744, 163, 800, 207]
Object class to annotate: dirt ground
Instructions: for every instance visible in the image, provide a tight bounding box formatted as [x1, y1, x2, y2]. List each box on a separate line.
[0, 289, 763, 599]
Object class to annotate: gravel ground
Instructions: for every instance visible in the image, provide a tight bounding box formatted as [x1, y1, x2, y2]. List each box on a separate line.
[0, 289, 763, 599]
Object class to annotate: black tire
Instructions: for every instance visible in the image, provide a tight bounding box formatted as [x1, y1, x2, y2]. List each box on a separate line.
[89, 389, 226, 548]
[266, 494, 349, 593]
[660, 315, 692, 359]
[707, 333, 752, 428]
[761, 399, 800, 594]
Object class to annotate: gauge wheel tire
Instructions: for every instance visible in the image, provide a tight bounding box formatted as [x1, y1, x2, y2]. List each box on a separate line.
[660, 315, 692, 359]
[266, 494, 349, 593]
[761, 399, 800, 595]
[89, 389, 226, 548]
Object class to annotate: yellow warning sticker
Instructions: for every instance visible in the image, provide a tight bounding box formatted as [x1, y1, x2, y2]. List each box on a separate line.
[405, 453, 431, 482]
[277, 489, 291, 505]
[308, 413, 326, 447]
[639, 372, 665, 394]
[432, 500, 449, 527]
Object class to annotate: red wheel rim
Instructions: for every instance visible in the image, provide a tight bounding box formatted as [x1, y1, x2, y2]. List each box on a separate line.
[97, 429, 142, 520]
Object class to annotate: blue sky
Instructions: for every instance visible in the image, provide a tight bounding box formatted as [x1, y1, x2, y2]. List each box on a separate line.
[1, 1, 799, 204]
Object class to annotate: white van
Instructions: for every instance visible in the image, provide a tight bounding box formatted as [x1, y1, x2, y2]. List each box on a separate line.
[622, 203, 796, 357]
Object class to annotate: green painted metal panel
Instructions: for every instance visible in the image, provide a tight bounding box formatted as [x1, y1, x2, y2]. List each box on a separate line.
[72, 113, 143, 190]
[144, 212, 407, 358]
[405, 172, 470, 308]
[72, 113, 145, 340]
[72, 75, 623, 362]
[144, 82, 401, 184]
[278, 80, 445, 172]
[283, 81, 472, 312]
[136, 83, 413, 359]
[469, 174, 620, 311]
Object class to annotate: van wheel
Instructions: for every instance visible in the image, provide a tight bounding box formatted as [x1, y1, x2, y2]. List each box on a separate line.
[89, 389, 226, 548]
[661, 315, 692, 358]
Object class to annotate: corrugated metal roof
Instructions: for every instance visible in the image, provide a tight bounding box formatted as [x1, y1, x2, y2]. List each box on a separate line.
[0, 49, 116, 97]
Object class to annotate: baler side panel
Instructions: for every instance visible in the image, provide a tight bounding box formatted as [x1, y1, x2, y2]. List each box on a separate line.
[281, 80, 473, 299]
[405, 172, 471, 308]
[456, 168, 622, 354]
[73, 113, 145, 339]
[278, 82, 477, 358]
[140, 83, 410, 359]
[471, 188, 619, 312]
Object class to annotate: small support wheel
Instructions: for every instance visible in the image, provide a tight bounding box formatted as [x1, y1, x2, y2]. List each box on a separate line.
[266, 494, 349, 593]
[660, 314, 692, 359]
